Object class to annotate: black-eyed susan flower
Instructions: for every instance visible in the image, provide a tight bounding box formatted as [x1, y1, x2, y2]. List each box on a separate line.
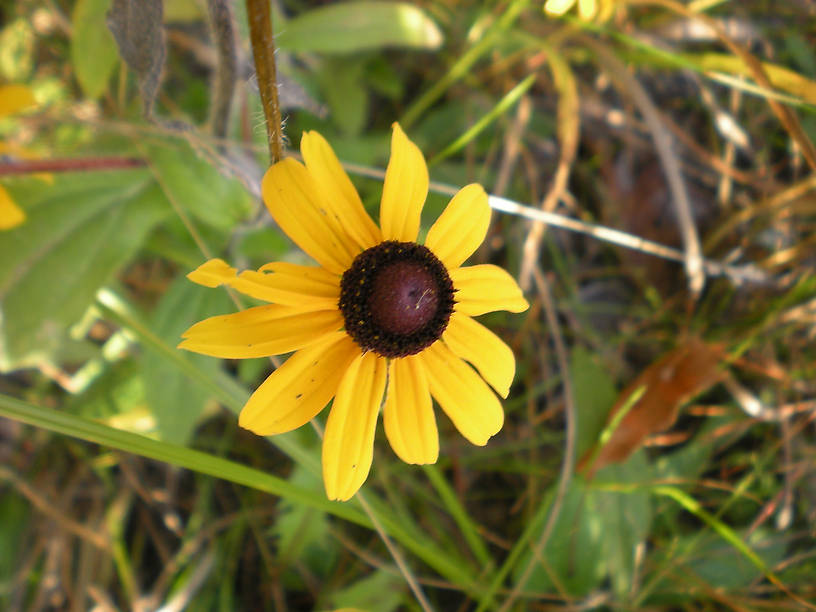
[179, 124, 528, 501]
[0, 84, 37, 230]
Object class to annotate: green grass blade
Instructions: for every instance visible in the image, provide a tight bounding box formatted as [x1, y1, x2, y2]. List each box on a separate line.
[428, 74, 536, 166]
[0, 392, 370, 524]
[424, 464, 492, 567]
[652, 486, 778, 582]
[400, 0, 530, 128]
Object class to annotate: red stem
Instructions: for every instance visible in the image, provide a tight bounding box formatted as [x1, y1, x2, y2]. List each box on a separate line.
[0, 157, 146, 175]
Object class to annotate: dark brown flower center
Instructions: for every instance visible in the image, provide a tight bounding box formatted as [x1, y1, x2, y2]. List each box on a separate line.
[339, 241, 454, 358]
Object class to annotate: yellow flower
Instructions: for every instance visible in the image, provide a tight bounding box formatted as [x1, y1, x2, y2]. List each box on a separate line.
[0, 84, 37, 230]
[543, 0, 617, 21]
[179, 124, 529, 501]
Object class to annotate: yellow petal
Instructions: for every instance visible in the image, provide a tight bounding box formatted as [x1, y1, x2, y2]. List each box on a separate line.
[419, 341, 504, 446]
[236, 262, 340, 311]
[238, 332, 359, 435]
[425, 184, 490, 269]
[544, 0, 575, 16]
[262, 158, 359, 274]
[187, 260, 340, 311]
[578, 0, 597, 19]
[187, 258, 236, 288]
[0, 84, 36, 117]
[442, 312, 516, 398]
[0, 185, 25, 230]
[301, 130, 381, 250]
[323, 352, 387, 501]
[450, 264, 529, 316]
[379, 123, 428, 242]
[384, 356, 438, 464]
[178, 305, 343, 358]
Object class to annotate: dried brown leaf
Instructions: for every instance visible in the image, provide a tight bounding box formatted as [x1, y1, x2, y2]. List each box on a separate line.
[579, 337, 727, 475]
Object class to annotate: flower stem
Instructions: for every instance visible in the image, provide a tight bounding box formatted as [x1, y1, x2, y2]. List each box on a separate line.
[245, 0, 284, 163]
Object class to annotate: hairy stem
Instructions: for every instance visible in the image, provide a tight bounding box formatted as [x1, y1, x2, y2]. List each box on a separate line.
[245, 0, 284, 163]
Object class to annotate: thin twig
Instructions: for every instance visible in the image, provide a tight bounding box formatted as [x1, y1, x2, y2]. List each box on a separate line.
[0, 466, 111, 551]
[245, 0, 284, 163]
[497, 266, 576, 611]
[489, 193, 769, 285]
[585, 36, 706, 296]
[493, 95, 532, 197]
[519, 47, 579, 291]
[333, 159, 770, 287]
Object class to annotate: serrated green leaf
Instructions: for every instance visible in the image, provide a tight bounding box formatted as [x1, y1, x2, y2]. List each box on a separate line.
[277, 2, 443, 54]
[141, 277, 232, 444]
[0, 172, 168, 370]
[145, 140, 254, 231]
[71, 0, 118, 99]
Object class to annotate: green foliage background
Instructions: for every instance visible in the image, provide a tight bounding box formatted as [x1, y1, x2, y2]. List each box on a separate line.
[1, 0, 816, 609]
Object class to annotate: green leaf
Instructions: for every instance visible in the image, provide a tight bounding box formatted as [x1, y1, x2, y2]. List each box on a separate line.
[513, 483, 606, 597]
[0, 19, 35, 82]
[0, 491, 29, 586]
[318, 58, 368, 135]
[164, 0, 205, 22]
[277, 2, 443, 54]
[594, 452, 653, 600]
[329, 569, 405, 612]
[688, 529, 787, 589]
[571, 346, 616, 459]
[140, 277, 232, 444]
[68, 359, 146, 422]
[0, 392, 369, 526]
[274, 465, 336, 583]
[0, 172, 168, 370]
[71, 0, 118, 99]
[145, 139, 254, 231]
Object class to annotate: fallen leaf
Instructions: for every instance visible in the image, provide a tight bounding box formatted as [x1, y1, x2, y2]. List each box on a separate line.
[579, 337, 727, 475]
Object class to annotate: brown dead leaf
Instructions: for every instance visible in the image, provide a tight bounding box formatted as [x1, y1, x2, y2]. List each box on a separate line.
[579, 337, 727, 475]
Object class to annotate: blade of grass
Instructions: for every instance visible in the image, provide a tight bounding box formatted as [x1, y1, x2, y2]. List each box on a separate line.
[0, 393, 368, 524]
[0, 392, 478, 589]
[400, 0, 530, 128]
[423, 464, 492, 567]
[473, 489, 551, 612]
[651, 485, 816, 609]
[427, 74, 536, 166]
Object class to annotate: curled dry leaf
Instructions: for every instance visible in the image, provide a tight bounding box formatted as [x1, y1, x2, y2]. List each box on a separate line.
[579, 337, 727, 475]
[107, 0, 165, 119]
